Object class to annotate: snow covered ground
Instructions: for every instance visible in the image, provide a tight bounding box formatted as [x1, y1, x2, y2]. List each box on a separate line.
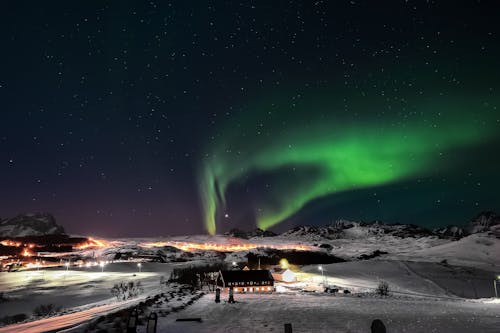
[0, 230, 498, 332]
[153, 292, 499, 333]
[301, 260, 497, 299]
[399, 233, 500, 270]
[0, 262, 173, 317]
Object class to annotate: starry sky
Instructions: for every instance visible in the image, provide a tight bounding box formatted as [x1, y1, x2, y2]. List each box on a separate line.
[1, 1, 499, 236]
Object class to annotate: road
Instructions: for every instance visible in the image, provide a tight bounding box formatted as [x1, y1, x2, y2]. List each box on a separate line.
[0, 299, 137, 333]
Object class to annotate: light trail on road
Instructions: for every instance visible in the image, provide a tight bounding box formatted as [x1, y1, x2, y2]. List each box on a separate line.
[0, 299, 136, 333]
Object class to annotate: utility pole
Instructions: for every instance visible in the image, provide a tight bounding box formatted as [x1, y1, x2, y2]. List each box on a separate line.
[494, 279, 498, 298]
[258, 257, 261, 270]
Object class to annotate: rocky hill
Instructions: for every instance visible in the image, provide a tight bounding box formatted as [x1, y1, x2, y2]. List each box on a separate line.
[0, 213, 65, 238]
[275, 211, 499, 241]
[467, 211, 499, 235]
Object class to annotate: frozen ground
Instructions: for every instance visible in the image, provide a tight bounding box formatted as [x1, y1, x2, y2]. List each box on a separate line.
[400, 233, 500, 270]
[154, 292, 499, 333]
[0, 231, 498, 332]
[301, 260, 498, 299]
[0, 262, 174, 317]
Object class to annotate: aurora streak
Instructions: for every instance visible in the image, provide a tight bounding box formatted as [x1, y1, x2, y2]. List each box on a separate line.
[199, 93, 497, 235]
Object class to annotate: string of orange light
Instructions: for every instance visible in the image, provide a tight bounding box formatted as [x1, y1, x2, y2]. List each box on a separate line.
[140, 240, 312, 252]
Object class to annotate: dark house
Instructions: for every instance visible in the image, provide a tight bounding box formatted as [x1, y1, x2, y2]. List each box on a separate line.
[217, 269, 274, 293]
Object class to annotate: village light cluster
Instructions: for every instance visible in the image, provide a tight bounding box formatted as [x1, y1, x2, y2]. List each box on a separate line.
[76, 237, 122, 250]
[141, 240, 312, 252]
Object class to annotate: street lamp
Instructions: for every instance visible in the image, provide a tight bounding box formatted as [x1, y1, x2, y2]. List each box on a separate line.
[318, 265, 326, 286]
[137, 263, 142, 273]
[494, 275, 500, 298]
[99, 261, 105, 273]
[65, 262, 70, 271]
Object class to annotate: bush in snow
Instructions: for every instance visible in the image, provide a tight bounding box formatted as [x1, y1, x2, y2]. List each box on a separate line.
[376, 281, 390, 296]
[160, 275, 169, 289]
[33, 303, 62, 317]
[0, 313, 28, 325]
[111, 281, 144, 301]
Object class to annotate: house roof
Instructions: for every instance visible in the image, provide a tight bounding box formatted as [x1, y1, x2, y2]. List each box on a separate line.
[272, 268, 295, 275]
[219, 269, 274, 283]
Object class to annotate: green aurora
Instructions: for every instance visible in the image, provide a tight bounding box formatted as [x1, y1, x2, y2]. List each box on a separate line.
[198, 91, 498, 235]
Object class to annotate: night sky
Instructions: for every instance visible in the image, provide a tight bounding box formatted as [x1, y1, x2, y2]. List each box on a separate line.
[1, 1, 499, 237]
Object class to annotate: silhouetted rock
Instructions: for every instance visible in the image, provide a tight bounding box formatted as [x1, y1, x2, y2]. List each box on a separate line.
[371, 319, 386, 333]
[224, 228, 277, 239]
[468, 211, 500, 234]
[433, 225, 469, 239]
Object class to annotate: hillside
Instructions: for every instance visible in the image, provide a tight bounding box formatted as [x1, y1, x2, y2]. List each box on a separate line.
[0, 213, 65, 238]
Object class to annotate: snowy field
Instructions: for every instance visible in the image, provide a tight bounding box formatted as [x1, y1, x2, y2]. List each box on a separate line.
[301, 260, 498, 299]
[0, 262, 173, 317]
[151, 292, 499, 333]
[1, 230, 498, 332]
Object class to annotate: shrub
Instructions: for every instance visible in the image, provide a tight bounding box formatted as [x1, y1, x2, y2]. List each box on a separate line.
[33, 304, 62, 317]
[111, 281, 144, 301]
[376, 281, 390, 296]
[0, 313, 28, 325]
[0, 293, 9, 303]
[160, 275, 168, 289]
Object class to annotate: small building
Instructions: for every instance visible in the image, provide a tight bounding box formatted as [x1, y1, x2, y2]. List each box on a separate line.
[271, 268, 297, 283]
[217, 269, 274, 293]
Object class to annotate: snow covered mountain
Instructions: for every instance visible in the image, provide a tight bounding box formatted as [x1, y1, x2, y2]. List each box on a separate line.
[280, 219, 434, 240]
[279, 211, 499, 241]
[0, 213, 65, 237]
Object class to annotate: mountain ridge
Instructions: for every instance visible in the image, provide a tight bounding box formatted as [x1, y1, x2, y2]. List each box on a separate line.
[0, 213, 65, 238]
[226, 211, 499, 240]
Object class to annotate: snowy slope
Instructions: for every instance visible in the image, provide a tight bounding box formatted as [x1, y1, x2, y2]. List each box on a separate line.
[405, 233, 500, 270]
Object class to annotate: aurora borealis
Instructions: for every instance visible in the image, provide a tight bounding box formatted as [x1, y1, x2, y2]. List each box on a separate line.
[199, 90, 498, 234]
[1, 1, 499, 236]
